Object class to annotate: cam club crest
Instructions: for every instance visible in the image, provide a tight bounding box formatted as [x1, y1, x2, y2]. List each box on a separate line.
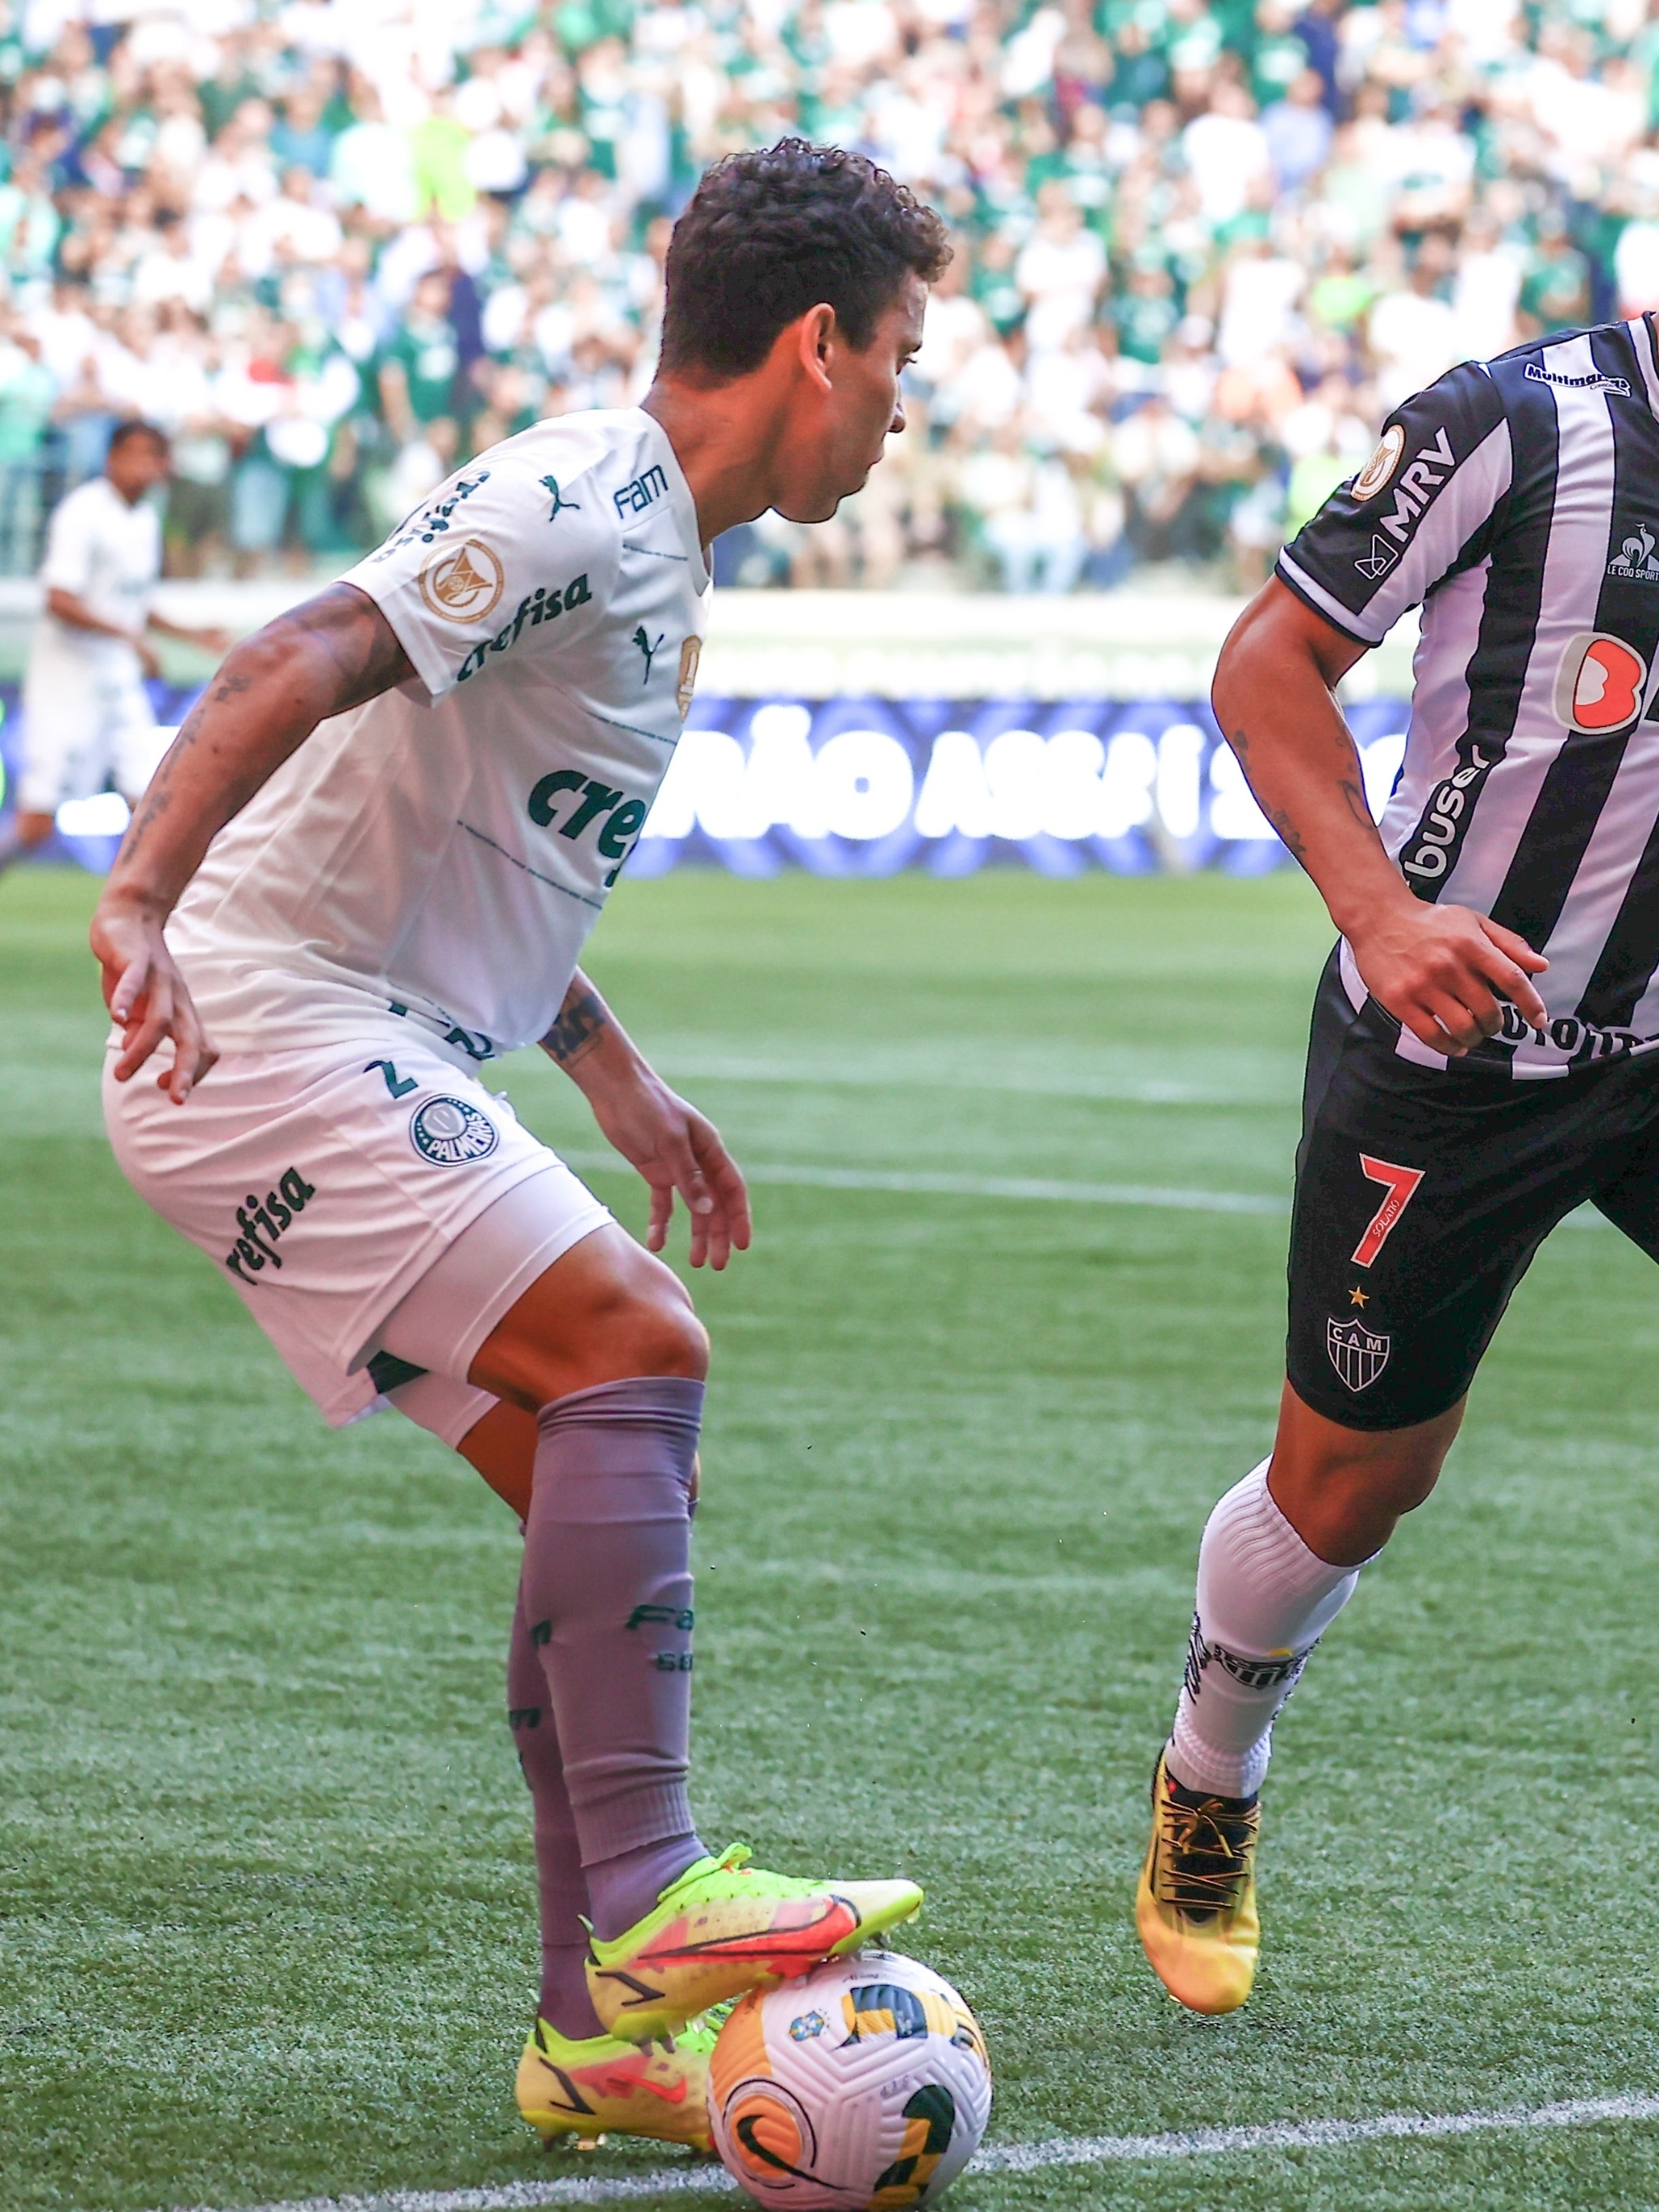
[418, 537, 505, 623]
[1327, 1314, 1390, 1392]
[410, 1095, 500, 1165]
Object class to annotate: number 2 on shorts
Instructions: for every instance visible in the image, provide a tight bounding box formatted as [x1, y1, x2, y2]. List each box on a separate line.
[1352, 1155, 1425, 1268]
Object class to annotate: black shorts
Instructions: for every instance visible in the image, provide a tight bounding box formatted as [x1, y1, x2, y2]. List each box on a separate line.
[1287, 949, 1659, 1431]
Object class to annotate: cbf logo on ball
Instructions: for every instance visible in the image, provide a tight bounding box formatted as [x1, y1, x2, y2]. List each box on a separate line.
[410, 1095, 500, 1165]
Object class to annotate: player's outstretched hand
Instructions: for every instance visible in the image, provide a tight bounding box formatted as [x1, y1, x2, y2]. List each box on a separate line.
[90, 893, 217, 1103]
[1349, 897, 1549, 1057]
[585, 1065, 752, 1269]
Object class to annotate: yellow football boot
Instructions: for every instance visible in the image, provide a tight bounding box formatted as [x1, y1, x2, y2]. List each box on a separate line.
[515, 2010, 722, 2151]
[1135, 1749, 1261, 2015]
[587, 1841, 924, 2043]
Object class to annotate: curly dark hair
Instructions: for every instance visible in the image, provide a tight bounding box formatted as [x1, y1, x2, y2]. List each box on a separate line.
[659, 139, 951, 382]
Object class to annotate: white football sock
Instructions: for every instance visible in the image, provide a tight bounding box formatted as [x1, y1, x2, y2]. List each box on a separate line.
[1166, 1460, 1363, 1800]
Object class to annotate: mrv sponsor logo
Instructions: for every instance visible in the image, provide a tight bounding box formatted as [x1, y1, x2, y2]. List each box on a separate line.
[1352, 424, 1457, 579]
[224, 1167, 316, 1282]
[409, 1095, 500, 1164]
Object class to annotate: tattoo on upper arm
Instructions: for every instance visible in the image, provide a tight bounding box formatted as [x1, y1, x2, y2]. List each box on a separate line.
[542, 988, 607, 1066]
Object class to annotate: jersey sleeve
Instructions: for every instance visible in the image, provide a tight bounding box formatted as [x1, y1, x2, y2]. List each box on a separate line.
[341, 458, 613, 699]
[1276, 360, 1512, 647]
[39, 488, 95, 596]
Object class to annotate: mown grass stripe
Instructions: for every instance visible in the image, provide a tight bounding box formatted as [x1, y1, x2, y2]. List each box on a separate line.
[166, 2093, 1659, 2212]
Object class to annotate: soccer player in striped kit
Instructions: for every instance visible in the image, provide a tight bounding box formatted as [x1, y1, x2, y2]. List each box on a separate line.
[1139, 312, 1659, 2012]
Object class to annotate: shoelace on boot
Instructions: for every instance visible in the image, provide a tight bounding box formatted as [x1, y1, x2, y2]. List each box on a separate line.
[1152, 1785, 1260, 1920]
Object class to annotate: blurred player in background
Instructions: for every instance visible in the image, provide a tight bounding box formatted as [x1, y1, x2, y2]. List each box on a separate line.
[0, 423, 226, 875]
[1138, 308, 1659, 2017]
[89, 143, 946, 2154]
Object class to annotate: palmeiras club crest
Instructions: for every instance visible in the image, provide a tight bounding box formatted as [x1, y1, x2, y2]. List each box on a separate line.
[1327, 1314, 1390, 1392]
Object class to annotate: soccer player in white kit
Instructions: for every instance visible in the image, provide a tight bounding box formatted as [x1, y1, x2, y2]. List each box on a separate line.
[0, 423, 226, 872]
[90, 144, 949, 2152]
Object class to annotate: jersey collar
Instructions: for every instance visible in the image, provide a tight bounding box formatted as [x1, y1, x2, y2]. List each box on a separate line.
[1630, 312, 1659, 422]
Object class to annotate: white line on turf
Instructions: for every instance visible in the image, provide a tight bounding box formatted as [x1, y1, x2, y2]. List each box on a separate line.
[162, 2092, 1659, 2212]
[560, 1151, 1288, 1216]
[560, 1151, 1615, 1228]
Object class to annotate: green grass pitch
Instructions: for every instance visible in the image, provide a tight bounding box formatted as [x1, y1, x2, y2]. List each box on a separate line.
[5, 863, 1659, 2212]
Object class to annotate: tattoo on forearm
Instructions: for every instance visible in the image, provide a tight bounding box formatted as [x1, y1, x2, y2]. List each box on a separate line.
[542, 988, 608, 1066]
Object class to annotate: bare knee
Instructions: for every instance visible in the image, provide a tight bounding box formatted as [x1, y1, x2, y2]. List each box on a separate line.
[597, 1273, 709, 1381]
[469, 1228, 709, 1409]
[1267, 1381, 1463, 1566]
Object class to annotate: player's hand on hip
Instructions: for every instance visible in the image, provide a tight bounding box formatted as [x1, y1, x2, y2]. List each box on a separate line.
[1349, 898, 1549, 1056]
[584, 1066, 752, 1269]
[90, 895, 217, 1102]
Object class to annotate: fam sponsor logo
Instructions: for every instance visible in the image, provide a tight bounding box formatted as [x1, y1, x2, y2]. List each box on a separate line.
[409, 1095, 500, 1164]
[224, 1166, 316, 1282]
[1399, 742, 1496, 881]
[613, 463, 668, 518]
[526, 768, 650, 881]
[1553, 630, 1648, 734]
[372, 471, 490, 560]
[419, 537, 505, 623]
[1608, 525, 1659, 582]
[454, 572, 593, 680]
[1352, 424, 1457, 580]
[1524, 361, 1632, 397]
[1327, 1315, 1390, 1392]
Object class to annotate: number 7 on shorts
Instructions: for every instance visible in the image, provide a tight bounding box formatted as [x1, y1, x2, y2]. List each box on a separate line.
[1352, 1155, 1425, 1268]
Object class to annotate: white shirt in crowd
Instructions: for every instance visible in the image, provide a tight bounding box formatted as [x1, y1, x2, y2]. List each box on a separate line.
[33, 474, 161, 681]
[167, 407, 711, 1069]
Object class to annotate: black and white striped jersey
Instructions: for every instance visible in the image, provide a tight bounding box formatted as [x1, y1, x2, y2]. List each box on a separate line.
[1277, 314, 1659, 1078]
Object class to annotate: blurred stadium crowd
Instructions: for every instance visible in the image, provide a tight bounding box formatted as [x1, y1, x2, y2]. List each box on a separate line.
[2, 0, 1658, 590]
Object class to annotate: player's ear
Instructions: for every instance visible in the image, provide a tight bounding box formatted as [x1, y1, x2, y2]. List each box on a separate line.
[795, 303, 837, 390]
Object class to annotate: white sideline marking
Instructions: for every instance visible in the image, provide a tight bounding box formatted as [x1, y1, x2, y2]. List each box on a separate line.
[561, 1151, 1615, 1230]
[560, 1151, 1288, 1217]
[161, 2092, 1659, 2212]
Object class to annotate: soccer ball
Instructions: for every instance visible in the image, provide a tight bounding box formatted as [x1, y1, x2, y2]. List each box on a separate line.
[708, 1950, 992, 2209]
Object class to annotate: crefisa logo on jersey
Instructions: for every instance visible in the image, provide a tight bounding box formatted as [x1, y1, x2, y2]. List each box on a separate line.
[409, 1095, 501, 1165]
[1327, 1315, 1390, 1392]
[1553, 630, 1649, 734]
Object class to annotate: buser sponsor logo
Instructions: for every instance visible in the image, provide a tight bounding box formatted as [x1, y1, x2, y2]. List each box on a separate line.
[225, 1166, 316, 1282]
[1400, 743, 1496, 880]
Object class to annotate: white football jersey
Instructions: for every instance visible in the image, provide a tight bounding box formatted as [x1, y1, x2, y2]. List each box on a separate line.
[32, 474, 161, 682]
[167, 408, 710, 1065]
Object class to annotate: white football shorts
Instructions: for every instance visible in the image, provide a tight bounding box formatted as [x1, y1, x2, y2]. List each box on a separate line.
[19, 646, 161, 815]
[103, 1031, 613, 1444]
